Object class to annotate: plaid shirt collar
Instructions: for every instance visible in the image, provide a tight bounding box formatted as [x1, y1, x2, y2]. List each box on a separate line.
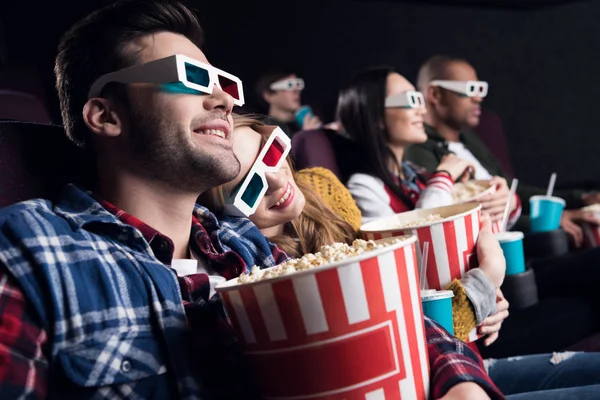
[53, 184, 247, 280]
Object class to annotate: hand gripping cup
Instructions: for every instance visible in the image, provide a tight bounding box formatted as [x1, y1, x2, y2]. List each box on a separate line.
[360, 203, 482, 342]
[216, 237, 430, 399]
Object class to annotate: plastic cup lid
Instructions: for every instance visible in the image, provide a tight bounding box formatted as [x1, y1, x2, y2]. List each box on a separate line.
[420, 289, 454, 301]
[530, 195, 566, 206]
[495, 231, 524, 242]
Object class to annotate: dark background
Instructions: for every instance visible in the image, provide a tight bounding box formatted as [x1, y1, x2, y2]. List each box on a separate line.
[1, 0, 599, 188]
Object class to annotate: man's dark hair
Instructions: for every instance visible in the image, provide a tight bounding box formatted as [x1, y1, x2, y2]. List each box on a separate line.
[254, 69, 295, 107]
[416, 55, 469, 93]
[55, 0, 203, 148]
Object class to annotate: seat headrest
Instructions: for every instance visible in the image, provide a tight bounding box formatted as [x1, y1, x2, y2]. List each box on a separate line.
[0, 121, 91, 207]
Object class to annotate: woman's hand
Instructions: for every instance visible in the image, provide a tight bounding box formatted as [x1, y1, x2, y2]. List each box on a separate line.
[478, 288, 509, 346]
[475, 217, 506, 288]
[436, 154, 475, 182]
[478, 176, 517, 222]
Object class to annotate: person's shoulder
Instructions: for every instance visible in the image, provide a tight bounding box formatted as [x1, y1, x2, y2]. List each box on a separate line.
[347, 173, 384, 188]
[0, 198, 56, 224]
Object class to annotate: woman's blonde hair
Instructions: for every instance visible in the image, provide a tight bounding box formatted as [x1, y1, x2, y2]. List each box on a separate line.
[198, 114, 357, 257]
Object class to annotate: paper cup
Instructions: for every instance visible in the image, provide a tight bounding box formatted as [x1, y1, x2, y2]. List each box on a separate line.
[421, 289, 454, 335]
[529, 195, 566, 233]
[495, 231, 525, 276]
[216, 236, 430, 400]
[360, 203, 482, 342]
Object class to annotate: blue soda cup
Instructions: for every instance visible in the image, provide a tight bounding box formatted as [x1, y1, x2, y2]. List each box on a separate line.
[495, 231, 526, 275]
[421, 289, 454, 334]
[530, 195, 566, 232]
[295, 105, 314, 129]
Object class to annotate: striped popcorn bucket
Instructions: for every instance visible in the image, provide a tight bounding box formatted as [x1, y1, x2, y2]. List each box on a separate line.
[360, 203, 483, 342]
[216, 236, 430, 400]
[582, 221, 600, 248]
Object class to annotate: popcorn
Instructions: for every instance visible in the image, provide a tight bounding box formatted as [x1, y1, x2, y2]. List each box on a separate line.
[239, 238, 408, 283]
[582, 204, 600, 212]
[452, 180, 492, 202]
[399, 214, 443, 228]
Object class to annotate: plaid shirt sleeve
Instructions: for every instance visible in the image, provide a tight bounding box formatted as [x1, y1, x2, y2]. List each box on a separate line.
[426, 317, 504, 400]
[0, 267, 48, 399]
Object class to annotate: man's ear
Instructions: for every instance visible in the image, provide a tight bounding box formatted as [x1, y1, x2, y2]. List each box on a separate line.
[262, 89, 274, 104]
[428, 85, 444, 107]
[82, 98, 124, 138]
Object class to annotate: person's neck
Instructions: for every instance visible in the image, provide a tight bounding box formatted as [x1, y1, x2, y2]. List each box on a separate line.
[95, 172, 197, 260]
[260, 223, 285, 238]
[424, 113, 461, 143]
[269, 106, 295, 124]
[388, 145, 405, 178]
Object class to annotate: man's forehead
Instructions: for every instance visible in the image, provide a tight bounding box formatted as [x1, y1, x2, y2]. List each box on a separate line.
[131, 31, 209, 65]
[445, 61, 478, 81]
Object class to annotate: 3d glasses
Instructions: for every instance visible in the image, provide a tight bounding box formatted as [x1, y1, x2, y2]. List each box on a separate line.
[88, 54, 245, 106]
[385, 91, 425, 109]
[429, 80, 488, 98]
[269, 78, 305, 91]
[224, 126, 291, 217]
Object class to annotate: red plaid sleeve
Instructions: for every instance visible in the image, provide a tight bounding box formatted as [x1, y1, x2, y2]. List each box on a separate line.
[425, 317, 504, 399]
[0, 269, 48, 399]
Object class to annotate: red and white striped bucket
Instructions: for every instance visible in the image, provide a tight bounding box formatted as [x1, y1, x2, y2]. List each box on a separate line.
[216, 236, 430, 400]
[360, 203, 482, 342]
[583, 222, 600, 248]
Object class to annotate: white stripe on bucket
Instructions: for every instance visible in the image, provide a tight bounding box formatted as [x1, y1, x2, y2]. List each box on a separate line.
[454, 216, 468, 276]
[365, 388, 385, 399]
[430, 223, 451, 288]
[228, 290, 256, 344]
[395, 247, 418, 400]
[472, 213, 480, 243]
[293, 274, 329, 335]
[254, 284, 287, 341]
[405, 245, 429, 397]
[338, 261, 370, 324]
[378, 251, 401, 313]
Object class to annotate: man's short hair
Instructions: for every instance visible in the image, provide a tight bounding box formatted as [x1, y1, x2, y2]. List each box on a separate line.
[254, 69, 295, 106]
[55, 0, 204, 148]
[416, 55, 469, 93]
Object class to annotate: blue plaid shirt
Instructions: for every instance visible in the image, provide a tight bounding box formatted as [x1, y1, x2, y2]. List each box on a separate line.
[0, 184, 287, 399]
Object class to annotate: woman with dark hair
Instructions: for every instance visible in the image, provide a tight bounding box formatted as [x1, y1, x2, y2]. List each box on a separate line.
[338, 66, 520, 225]
[336, 66, 600, 399]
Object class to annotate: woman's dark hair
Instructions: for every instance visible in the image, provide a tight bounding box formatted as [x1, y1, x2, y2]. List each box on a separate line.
[337, 66, 412, 206]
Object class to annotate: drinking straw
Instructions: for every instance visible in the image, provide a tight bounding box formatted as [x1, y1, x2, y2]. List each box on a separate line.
[501, 178, 519, 232]
[546, 173, 557, 197]
[420, 241, 430, 290]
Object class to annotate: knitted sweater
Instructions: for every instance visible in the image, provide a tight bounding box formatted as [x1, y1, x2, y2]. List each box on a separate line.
[298, 167, 486, 341]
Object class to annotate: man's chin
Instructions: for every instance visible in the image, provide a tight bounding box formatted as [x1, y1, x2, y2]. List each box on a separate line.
[466, 116, 480, 128]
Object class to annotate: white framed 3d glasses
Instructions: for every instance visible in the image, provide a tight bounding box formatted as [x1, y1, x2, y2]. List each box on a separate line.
[269, 78, 305, 91]
[88, 54, 245, 106]
[224, 126, 292, 217]
[385, 91, 425, 109]
[430, 80, 488, 98]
